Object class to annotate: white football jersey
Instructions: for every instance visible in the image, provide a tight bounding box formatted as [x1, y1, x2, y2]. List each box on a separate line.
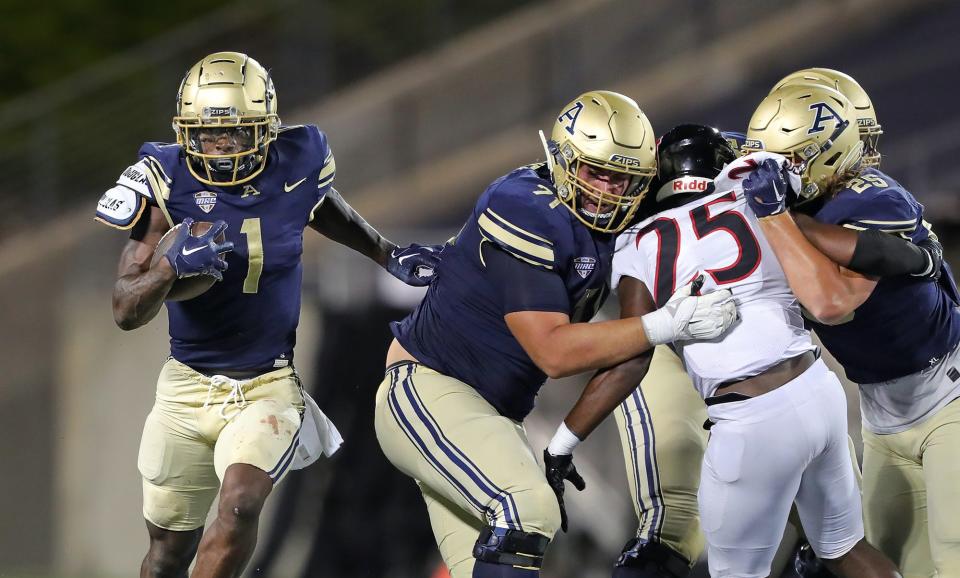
[613, 184, 815, 399]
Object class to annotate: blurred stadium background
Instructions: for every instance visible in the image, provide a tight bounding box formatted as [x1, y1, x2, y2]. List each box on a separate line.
[2, 0, 959, 576]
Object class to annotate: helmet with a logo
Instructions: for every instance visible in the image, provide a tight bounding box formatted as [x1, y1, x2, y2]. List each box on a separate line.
[652, 124, 738, 204]
[771, 67, 881, 167]
[543, 91, 657, 233]
[173, 52, 280, 186]
[744, 84, 863, 204]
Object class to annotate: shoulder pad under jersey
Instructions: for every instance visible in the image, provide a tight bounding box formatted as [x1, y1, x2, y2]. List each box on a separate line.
[94, 142, 176, 229]
[816, 168, 922, 235]
[477, 166, 568, 271]
[277, 125, 336, 219]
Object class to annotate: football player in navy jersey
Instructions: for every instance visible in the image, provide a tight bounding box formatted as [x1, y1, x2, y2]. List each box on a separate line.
[94, 52, 441, 578]
[374, 91, 739, 578]
[545, 123, 903, 578]
[741, 76, 960, 577]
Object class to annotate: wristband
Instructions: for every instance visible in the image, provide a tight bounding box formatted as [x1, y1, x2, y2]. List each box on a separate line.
[547, 422, 582, 456]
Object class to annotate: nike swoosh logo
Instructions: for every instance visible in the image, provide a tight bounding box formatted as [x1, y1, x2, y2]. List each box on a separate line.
[182, 245, 206, 256]
[398, 254, 414, 265]
[284, 177, 307, 192]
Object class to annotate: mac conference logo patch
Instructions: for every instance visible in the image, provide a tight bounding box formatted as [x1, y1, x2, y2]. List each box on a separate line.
[194, 191, 217, 213]
[574, 256, 596, 279]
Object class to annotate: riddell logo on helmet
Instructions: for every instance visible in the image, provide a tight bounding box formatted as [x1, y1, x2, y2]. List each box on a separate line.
[673, 177, 711, 192]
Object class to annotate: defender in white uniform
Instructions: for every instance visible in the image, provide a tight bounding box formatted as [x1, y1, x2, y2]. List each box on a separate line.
[544, 127, 900, 578]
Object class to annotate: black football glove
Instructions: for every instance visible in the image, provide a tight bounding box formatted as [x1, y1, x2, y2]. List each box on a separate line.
[386, 243, 443, 286]
[543, 449, 586, 533]
[164, 218, 234, 280]
[913, 236, 944, 281]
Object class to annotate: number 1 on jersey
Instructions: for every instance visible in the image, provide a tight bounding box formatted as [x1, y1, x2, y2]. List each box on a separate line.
[241, 218, 264, 294]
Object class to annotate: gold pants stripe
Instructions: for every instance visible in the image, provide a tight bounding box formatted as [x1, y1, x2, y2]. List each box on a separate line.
[615, 346, 707, 564]
[620, 385, 666, 541]
[266, 418, 302, 481]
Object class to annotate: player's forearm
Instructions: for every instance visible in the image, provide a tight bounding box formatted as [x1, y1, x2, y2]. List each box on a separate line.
[563, 353, 654, 439]
[758, 213, 864, 322]
[539, 317, 653, 378]
[311, 189, 394, 266]
[794, 213, 929, 277]
[112, 263, 176, 330]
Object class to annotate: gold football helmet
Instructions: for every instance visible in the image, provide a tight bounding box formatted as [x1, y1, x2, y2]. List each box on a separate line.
[542, 91, 657, 233]
[744, 84, 863, 203]
[771, 68, 881, 166]
[173, 52, 280, 186]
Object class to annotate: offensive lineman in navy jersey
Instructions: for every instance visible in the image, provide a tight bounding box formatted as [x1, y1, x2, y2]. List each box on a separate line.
[374, 91, 739, 578]
[94, 52, 441, 578]
[741, 75, 960, 577]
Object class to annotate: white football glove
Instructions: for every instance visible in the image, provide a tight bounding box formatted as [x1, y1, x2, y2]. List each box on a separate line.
[640, 275, 739, 346]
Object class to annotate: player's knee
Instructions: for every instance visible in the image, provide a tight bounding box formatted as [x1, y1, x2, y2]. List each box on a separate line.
[613, 538, 691, 578]
[216, 482, 268, 531]
[473, 526, 550, 571]
[517, 483, 562, 538]
[654, 419, 706, 462]
[143, 556, 189, 578]
[144, 544, 193, 578]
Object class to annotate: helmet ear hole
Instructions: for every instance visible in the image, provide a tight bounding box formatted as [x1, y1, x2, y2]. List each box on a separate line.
[546, 139, 566, 170]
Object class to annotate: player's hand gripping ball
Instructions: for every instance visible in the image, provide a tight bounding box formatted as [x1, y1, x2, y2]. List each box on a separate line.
[150, 218, 234, 301]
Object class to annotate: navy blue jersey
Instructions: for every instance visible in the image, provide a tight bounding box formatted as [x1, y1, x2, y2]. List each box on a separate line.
[96, 125, 335, 373]
[808, 168, 960, 383]
[392, 165, 613, 420]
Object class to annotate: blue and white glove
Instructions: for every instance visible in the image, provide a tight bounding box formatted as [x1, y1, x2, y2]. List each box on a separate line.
[386, 243, 443, 286]
[743, 158, 793, 218]
[164, 218, 234, 281]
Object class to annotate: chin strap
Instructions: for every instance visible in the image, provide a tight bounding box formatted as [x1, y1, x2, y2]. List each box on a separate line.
[538, 130, 555, 174]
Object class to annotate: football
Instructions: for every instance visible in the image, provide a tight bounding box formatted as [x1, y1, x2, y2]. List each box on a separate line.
[150, 220, 227, 301]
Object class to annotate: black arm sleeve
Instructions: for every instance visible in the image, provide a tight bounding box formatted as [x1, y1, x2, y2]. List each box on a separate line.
[483, 244, 570, 314]
[848, 229, 929, 277]
[310, 188, 393, 265]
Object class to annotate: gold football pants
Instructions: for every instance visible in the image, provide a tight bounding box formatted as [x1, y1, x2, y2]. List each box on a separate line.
[614, 346, 708, 565]
[138, 358, 304, 531]
[862, 397, 960, 578]
[375, 362, 560, 578]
